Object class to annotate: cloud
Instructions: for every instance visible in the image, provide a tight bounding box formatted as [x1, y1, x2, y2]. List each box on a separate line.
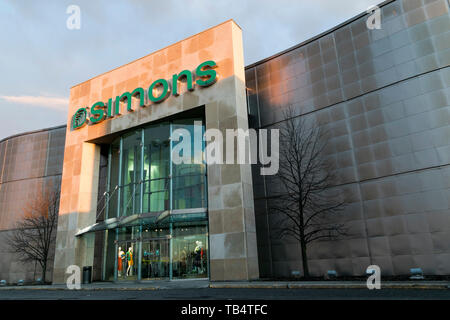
[0, 95, 68, 111]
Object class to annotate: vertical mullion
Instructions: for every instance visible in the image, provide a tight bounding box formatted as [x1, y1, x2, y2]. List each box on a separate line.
[140, 129, 144, 214]
[113, 230, 118, 282]
[114, 137, 123, 282]
[102, 145, 112, 281]
[169, 122, 173, 212]
[117, 137, 123, 218]
[149, 136, 152, 214]
[138, 129, 144, 282]
[138, 224, 142, 282]
[132, 145, 136, 216]
[203, 121, 208, 209]
[169, 122, 173, 280]
[202, 120, 210, 280]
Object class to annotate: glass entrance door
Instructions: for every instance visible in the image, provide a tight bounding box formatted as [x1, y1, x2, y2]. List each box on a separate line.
[141, 238, 170, 280]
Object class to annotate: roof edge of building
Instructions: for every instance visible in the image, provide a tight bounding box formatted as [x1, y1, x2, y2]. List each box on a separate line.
[0, 124, 67, 144]
[244, 0, 394, 70]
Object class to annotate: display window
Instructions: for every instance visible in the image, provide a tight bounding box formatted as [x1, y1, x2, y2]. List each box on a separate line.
[171, 224, 208, 279]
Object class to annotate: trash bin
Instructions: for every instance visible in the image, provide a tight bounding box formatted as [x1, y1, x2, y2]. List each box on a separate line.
[82, 266, 92, 284]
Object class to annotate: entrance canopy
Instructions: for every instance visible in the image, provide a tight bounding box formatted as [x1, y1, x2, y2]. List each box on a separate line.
[75, 208, 207, 236]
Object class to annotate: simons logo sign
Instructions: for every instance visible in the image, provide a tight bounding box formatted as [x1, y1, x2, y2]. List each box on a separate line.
[71, 60, 218, 130]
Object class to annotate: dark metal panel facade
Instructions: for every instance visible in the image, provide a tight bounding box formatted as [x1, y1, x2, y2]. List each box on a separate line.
[247, 0, 450, 277]
[0, 126, 66, 283]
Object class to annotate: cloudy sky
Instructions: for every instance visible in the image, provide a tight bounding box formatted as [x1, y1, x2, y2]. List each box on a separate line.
[0, 0, 381, 140]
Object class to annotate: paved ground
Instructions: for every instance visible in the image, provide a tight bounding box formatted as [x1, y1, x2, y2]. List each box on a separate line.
[2, 279, 449, 290]
[0, 280, 450, 300]
[0, 287, 449, 300]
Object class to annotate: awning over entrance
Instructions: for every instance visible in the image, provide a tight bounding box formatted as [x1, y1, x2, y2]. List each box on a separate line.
[75, 208, 207, 237]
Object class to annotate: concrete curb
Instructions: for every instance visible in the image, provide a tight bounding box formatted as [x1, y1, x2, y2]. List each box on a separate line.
[209, 283, 289, 289]
[0, 286, 162, 291]
[209, 282, 450, 290]
[0, 282, 448, 291]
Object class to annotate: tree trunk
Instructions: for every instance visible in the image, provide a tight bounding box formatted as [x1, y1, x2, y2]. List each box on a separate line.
[300, 241, 309, 278]
[42, 263, 47, 283]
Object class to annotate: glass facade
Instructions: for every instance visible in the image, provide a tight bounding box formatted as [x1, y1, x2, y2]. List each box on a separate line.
[102, 117, 208, 281]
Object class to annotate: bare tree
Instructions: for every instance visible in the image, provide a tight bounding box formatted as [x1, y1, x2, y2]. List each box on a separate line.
[270, 108, 346, 278]
[6, 186, 59, 283]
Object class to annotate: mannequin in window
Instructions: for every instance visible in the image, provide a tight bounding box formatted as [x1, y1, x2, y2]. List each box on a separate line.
[118, 247, 125, 277]
[126, 247, 134, 277]
[194, 241, 203, 273]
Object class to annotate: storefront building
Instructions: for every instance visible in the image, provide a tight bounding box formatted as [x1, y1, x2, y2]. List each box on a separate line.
[0, 0, 449, 284]
[52, 19, 259, 283]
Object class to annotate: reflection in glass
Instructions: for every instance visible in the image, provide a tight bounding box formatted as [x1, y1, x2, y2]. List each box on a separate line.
[144, 123, 170, 213]
[107, 139, 120, 219]
[121, 131, 141, 216]
[172, 119, 206, 210]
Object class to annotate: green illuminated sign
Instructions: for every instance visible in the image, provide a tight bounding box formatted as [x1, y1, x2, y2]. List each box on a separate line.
[71, 60, 218, 130]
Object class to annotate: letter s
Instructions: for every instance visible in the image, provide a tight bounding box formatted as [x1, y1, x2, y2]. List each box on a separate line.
[196, 61, 218, 87]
